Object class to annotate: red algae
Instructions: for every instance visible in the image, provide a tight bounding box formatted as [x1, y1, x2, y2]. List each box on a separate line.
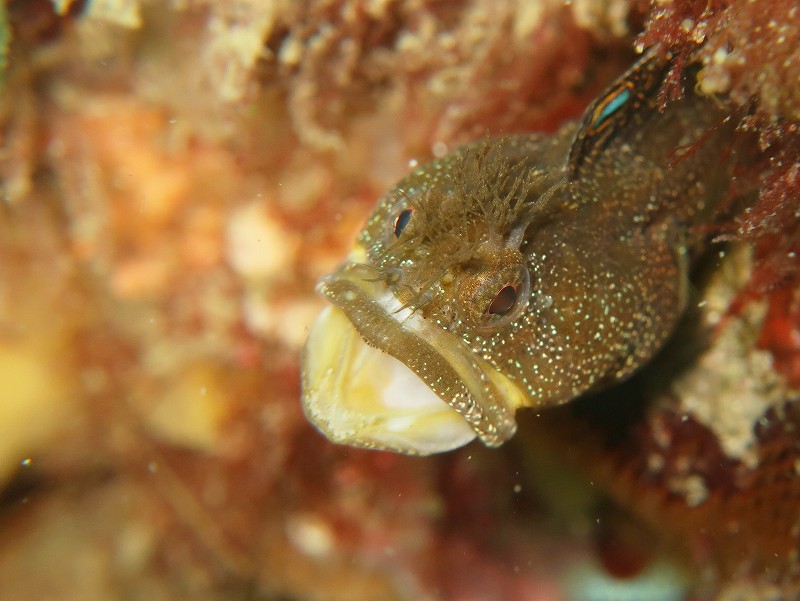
[632, 0, 800, 387]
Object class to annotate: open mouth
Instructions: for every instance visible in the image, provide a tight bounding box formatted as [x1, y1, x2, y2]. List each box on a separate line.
[302, 304, 478, 454]
[301, 261, 527, 455]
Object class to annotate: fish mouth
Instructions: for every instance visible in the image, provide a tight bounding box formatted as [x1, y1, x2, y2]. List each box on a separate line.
[301, 260, 526, 455]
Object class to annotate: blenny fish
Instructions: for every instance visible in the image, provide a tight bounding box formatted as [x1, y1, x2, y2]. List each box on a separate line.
[301, 53, 741, 455]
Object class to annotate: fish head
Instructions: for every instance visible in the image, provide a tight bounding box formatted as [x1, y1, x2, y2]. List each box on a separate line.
[302, 134, 571, 455]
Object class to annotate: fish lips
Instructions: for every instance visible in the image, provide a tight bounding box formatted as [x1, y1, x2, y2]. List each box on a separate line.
[301, 260, 524, 455]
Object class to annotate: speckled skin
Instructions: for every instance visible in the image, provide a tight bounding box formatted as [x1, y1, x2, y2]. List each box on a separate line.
[313, 54, 742, 448]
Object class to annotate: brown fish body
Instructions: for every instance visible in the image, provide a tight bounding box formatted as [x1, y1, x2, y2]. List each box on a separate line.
[301, 54, 745, 455]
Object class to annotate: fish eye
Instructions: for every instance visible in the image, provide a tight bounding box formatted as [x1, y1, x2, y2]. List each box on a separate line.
[458, 264, 531, 330]
[487, 285, 518, 316]
[393, 208, 413, 237]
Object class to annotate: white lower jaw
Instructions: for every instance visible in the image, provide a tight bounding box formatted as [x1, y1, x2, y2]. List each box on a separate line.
[302, 305, 477, 455]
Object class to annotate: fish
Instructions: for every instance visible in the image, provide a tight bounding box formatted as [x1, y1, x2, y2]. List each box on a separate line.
[301, 52, 743, 455]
